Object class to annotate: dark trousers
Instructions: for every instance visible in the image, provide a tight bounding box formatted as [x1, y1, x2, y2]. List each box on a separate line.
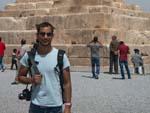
[29, 103, 62, 113]
[109, 52, 118, 73]
[11, 59, 18, 70]
[119, 60, 131, 79]
[135, 67, 139, 74]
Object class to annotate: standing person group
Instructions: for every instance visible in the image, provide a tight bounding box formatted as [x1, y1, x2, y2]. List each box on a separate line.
[18, 22, 72, 113]
[0, 37, 6, 72]
[87, 35, 132, 80]
[87, 36, 103, 79]
[108, 35, 131, 79]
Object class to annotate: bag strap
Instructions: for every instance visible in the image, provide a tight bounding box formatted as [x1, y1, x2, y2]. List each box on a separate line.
[57, 49, 65, 103]
[27, 50, 40, 76]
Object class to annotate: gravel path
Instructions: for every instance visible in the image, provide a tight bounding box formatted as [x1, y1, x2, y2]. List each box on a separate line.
[0, 70, 150, 113]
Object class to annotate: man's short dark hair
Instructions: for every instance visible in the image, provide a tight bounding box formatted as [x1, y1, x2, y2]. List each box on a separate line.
[112, 35, 117, 39]
[134, 49, 139, 53]
[93, 36, 98, 42]
[119, 41, 124, 45]
[36, 22, 55, 33]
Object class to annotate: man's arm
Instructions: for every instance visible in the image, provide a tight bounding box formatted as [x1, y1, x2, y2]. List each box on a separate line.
[98, 41, 103, 47]
[63, 67, 72, 113]
[18, 65, 32, 84]
[87, 42, 91, 47]
[127, 46, 130, 54]
[3, 43, 6, 50]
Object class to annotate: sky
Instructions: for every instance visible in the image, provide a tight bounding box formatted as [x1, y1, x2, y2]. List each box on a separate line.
[0, 0, 149, 12]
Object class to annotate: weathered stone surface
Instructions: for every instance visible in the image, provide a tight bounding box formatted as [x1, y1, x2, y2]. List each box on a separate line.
[0, 9, 50, 17]
[16, 0, 54, 3]
[0, 17, 27, 31]
[0, 0, 150, 67]
[5, 3, 36, 10]
[0, 30, 36, 44]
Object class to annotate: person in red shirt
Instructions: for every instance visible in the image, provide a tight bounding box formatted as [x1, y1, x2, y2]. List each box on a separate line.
[118, 41, 131, 79]
[0, 37, 6, 72]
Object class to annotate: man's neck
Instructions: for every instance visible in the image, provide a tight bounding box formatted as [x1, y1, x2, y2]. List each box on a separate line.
[37, 45, 52, 55]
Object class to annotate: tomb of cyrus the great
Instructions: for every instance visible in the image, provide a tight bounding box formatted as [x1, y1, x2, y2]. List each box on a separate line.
[0, 0, 150, 71]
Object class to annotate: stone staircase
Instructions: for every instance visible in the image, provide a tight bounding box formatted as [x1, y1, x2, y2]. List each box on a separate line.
[0, 0, 150, 70]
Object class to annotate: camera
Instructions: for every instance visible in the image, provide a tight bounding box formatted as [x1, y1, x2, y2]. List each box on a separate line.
[18, 88, 31, 101]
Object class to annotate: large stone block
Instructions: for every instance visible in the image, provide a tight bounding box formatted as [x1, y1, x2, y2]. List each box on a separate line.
[0, 30, 36, 44]
[63, 29, 93, 44]
[0, 9, 50, 17]
[16, 0, 53, 3]
[5, 3, 36, 11]
[49, 6, 88, 15]
[0, 17, 26, 30]
[26, 15, 65, 30]
[68, 45, 109, 58]
[110, 14, 150, 31]
[36, 1, 54, 8]
[0, 10, 20, 17]
[125, 31, 150, 44]
[113, 0, 123, 2]
[101, 0, 113, 6]
[63, 28, 117, 44]
[69, 57, 90, 66]
[64, 13, 105, 29]
[72, 0, 99, 5]
[88, 6, 112, 14]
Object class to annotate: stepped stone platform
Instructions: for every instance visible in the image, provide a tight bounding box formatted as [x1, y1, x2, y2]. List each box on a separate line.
[0, 0, 150, 69]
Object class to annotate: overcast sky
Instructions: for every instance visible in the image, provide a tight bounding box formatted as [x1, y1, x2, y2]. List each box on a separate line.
[0, 0, 149, 12]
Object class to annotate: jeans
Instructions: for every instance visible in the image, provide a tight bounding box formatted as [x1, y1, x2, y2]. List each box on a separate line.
[0, 56, 4, 70]
[91, 57, 100, 77]
[119, 60, 131, 79]
[29, 103, 62, 113]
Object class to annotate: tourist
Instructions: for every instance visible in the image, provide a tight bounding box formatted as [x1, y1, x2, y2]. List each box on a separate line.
[0, 37, 6, 72]
[18, 22, 72, 113]
[131, 49, 143, 74]
[10, 48, 18, 70]
[118, 41, 131, 79]
[109, 35, 119, 74]
[87, 36, 103, 79]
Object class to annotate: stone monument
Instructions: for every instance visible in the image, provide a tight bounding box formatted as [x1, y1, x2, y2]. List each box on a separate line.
[0, 0, 150, 71]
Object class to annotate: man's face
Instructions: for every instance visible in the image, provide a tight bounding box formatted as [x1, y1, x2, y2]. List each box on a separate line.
[37, 26, 53, 46]
[112, 36, 116, 40]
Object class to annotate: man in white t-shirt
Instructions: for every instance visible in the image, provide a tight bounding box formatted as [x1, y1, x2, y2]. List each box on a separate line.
[18, 22, 72, 113]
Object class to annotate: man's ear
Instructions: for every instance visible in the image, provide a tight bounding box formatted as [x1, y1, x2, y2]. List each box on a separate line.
[36, 33, 40, 39]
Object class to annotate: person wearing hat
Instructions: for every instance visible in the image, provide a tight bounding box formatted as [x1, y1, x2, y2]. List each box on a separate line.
[131, 49, 143, 74]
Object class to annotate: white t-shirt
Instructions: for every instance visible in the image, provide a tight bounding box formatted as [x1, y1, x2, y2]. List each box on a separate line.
[19, 44, 30, 58]
[20, 47, 70, 107]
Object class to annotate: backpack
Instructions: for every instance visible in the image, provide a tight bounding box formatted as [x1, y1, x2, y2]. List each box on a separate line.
[27, 49, 65, 102]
